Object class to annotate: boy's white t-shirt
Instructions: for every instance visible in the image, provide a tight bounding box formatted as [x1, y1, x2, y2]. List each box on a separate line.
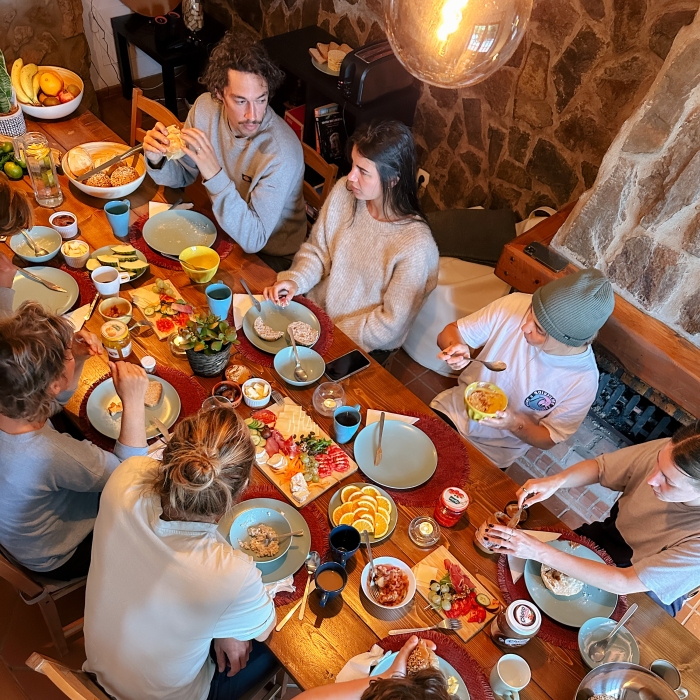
[84, 457, 276, 700]
[431, 293, 599, 468]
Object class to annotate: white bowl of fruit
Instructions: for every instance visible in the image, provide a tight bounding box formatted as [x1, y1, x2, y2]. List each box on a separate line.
[12, 61, 83, 120]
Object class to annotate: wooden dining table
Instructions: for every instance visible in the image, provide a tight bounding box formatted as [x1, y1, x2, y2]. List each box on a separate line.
[7, 111, 700, 699]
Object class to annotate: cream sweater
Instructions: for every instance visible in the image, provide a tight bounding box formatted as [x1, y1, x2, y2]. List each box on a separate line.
[278, 178, 439, 352]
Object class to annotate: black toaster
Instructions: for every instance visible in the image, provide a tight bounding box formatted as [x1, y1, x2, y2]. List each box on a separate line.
[338, 41, 415, 106]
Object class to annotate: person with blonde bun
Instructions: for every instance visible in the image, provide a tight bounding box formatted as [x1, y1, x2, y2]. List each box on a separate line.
[84, 408, 276, 700]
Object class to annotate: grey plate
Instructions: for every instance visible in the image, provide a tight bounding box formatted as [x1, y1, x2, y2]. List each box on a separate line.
[327, 483, 397, 545]
[86, 376, 181, 440]
[229, 507, 292, 563]
[524, 539, 618, 628]
[142, 210, 217, 256]
[578, 616, 640, 669]
[90, 245, 149, 284]
[372, 652, 469, 700]
[311, 56, 340, 76]
[354, 421, 437, 489]
[11, 267, 79, 315]
[219, 498, 311, 585]
[243, 300, 320, 355]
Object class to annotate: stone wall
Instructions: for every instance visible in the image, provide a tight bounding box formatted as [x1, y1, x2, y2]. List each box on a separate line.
[1, 0, 98, 117]
[206, 0, 699, 218]
[552, 11, 700, 349]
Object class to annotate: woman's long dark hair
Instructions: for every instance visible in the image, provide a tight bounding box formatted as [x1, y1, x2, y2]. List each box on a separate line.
[348, 120, 424, 223]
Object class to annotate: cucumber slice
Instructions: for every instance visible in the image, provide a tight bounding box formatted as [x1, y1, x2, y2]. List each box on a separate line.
[476, 593, 491, 608]
[86, 258, 100, 271]
[143, 306, 156, 316]
[251, 434, 262, 446]
[249, 429, 259, 437]
[244, 417, 255, 425]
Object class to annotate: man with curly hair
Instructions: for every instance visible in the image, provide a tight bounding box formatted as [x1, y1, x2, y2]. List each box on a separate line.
[144, 35, 306, 270]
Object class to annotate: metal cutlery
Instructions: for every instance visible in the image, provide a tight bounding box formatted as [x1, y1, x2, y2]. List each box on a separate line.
[467, 357, 507, 372]
[240, 278, 262, 313]
[289, 328, 308, 383]
[271, 389, 285, 405]
[21, 229, 50, 257]
[298, 550, 320, 621]
[389, 619, 463, 635]
[129, 319, 154, 335]
[152, 417, 171, 443]
[363, 530, 381, 603]
[262, 529, 304, 547]
[84, 293, 100, 322]
[157, 249, 207, 270]
[17, 267, 67, 293]
[374, 411, 385, 466]
[588, 603, 638, 662]
[76, 143, 143, 182]
[277, 580, 317, 632]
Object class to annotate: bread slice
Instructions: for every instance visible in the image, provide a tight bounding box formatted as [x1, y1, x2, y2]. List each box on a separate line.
[339, 43, 353, 55]
[309, 47, 324, 63]
[107, 400, 123, 420]
[317, 42, 329, 60]
[329, 41, 339, 51]
[164, 125, 186, 161]
[144, 380, 163, 408]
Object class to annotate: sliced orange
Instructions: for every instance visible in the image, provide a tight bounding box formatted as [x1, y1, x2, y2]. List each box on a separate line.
[357, 495, 378, 510]
[341, 485, 361, 503]
[353, 509, 374, 525]
[374, 512, 390, 538]
[378, 507, 391, 522]
[332, 502, 356, 525]
[361, 485, 381, 498]
[348, 491, 367, 503]
[339, 512, 356, 526]
[352, 519, 374, 533]
[376, 496, 392, 513]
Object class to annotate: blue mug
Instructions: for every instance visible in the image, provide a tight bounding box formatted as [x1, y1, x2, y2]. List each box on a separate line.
[314, 561, 348, 607]
[205, 281, 232, 320]
[333, 404, 361, 444]
[104, 199, 131, 239]
[329, 525, 361, 566]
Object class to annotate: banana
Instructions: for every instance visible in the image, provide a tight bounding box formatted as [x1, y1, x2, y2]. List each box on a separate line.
[31, 73, 40, 103]
[20, 64, 39, 105]
[10, 58, 31, 104]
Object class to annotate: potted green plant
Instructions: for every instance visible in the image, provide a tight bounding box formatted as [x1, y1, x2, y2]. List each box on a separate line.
[0, 50, 26, 138]
[180, 312, 239, 377]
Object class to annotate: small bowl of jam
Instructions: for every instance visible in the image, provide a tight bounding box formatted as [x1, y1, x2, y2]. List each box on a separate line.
[49, 211, 78, 239]
[211, 380, 242, 408]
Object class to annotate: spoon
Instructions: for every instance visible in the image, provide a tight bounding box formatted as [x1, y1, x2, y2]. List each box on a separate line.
[298, 550, 320, 621]
[262, 529, 305, 546]
[21, 229, 50, 257]
[129, 319, 154, 335]
[468, 357, 507, 371]
[289, 329, 308, 382]
[588, 603, 638, 662]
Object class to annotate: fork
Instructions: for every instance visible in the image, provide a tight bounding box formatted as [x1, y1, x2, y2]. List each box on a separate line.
[363, 530, 381, 603]
[389, 619, 463, 635]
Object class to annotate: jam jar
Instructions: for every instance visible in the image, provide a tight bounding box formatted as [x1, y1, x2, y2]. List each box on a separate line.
[434, 487, 470, 527]
[101, 320, 132, 359]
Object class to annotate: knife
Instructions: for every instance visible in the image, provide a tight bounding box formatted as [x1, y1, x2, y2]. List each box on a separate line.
[240, 278, 262, 313]
[374, 411, 385, 466]
[77, 144, 143, 182]
[18, 267, 67, 293]
[276, 581, 316, 632]
[84, 293, 100, 322]
[153, 417, 171, 442]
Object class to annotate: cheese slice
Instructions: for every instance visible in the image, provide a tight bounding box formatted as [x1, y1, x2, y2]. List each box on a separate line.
[130, 288, 160, 308]
[415, 564, 439, 588]
[290, 472, 310, 504]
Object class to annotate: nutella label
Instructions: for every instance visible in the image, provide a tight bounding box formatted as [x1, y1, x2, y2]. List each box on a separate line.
[514, 603, 536, 627]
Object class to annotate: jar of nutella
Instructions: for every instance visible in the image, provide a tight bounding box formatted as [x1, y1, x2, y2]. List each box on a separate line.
[490, 600, 541, 648]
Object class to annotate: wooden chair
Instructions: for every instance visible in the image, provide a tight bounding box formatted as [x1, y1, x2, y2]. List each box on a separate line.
[26, 653, 111, 700]
[0, 546, 85, 657]
[129, 86, 182, 146]
[302, 142, 338, 229]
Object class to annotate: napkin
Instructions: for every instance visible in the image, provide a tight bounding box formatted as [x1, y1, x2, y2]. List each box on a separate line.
[366, 410, 418, 426]
[508, 530, 561, 583]
[63, 303, 90, 332]
[233, 293, 263, 330]
[265, 575, 295, 598]
[335, 645, 389, 683]
[148, 201, 194, 217]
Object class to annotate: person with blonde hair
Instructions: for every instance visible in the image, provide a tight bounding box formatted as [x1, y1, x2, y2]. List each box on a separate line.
[84, 407, 277, 700]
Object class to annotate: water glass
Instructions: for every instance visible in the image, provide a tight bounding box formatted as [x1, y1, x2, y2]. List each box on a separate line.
[18, 132, 63, 208]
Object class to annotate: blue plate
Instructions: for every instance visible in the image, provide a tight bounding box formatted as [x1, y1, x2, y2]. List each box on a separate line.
[230, 507, 291, 563]
[524, 539, 618, 628]
[142, 209, 217, 256]
[9, 226, 62, 263]
[354, 420, 437, 489]
[274, 346, 325, 386]
[243, 300, 320, 355]
[372, 652, 469, 700]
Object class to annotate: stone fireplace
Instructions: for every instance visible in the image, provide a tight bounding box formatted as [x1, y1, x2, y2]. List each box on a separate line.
[552, 11, 700, 349]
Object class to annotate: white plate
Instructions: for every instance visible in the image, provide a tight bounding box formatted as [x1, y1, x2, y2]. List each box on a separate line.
[19, 66, 84, 119]
[86, 376, 181, 440]
[360, 556, 416, 609]
[311, 56, 340, 76]
[142, 210, 217, 256]
[11, 266, 79, 315]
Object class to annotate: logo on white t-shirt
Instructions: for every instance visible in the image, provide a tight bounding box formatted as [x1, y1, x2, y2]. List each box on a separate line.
[525, 390, 556, 411]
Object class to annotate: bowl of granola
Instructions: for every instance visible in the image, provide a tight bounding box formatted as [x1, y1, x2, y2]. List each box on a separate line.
[464, 381, 508, 421]
[230, 507, 291, 563]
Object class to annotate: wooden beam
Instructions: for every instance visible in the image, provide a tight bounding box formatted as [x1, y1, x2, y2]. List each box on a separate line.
[495, 205, 700, 418]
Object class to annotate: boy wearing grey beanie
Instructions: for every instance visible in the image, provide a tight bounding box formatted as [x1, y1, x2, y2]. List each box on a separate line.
[431, 269, 614, 469]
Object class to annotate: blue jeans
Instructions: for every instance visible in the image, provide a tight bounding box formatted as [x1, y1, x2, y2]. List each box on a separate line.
[207, 641, 278, 700]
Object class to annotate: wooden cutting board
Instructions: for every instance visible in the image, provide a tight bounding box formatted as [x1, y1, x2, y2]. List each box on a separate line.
[254, 398, 358, 507]
[129, 278, 192, 340]
[413, 545, 497, 643]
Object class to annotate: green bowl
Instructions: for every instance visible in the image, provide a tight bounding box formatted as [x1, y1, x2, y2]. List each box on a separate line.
[274, 346, 325, 387]
[464, 381, 508, 421]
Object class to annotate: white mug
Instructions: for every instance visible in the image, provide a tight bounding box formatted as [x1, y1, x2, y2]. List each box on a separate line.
[650, 659, 688, 699]
[91, 265, 130, 297]
[490, 654, 531, 700]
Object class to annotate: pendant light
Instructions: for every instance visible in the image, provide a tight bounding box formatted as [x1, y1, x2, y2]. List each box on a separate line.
[385, 0, 533, 88]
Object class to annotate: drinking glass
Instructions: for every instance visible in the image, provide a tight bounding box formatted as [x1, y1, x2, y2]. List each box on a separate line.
[18, 133, 63, 208]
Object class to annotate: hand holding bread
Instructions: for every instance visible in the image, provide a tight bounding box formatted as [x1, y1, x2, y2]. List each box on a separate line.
[110, 361, 149, 408]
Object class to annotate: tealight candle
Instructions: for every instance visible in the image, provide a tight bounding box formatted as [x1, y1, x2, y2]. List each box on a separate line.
[323, 398, 338, 410]
[408, 516, 440, 547]
[419, 521, 434, 536]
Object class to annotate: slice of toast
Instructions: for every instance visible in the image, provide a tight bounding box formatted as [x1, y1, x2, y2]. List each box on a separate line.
[339, 43, 353, 55]
[317, 42, 330, 61]
[107, 400, 123, 420]
[309, 47, 324, 63]
[144, 380, 163, 408]
[329, 41, 339, 51]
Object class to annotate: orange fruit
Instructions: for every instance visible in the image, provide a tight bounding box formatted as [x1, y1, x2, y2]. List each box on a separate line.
[352, 519, 373, 533]
[357, 495, 378, 509]
[39, 71, 63, 97]
[341, 485, 360, 503]
[353, 508, 374, 525]
[378, 507, 391, 522]
[361, 485, 381, 498]
[376, 496, 392, 513]
[374, 512, 390, 538]
[348, 491, 366, 502]
[331, 503, 354, 525]
[339, 512, 355, 526]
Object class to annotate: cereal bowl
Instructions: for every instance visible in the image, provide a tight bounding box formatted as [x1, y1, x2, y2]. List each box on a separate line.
[9, 226, 61, 263]
[464, 381, 508, 421]
[360, 556, 416, 609]
[179, 246, 220, 284]
[61, 239, 90, 268]
[242, 378, 271, 408]
[98, 297, 133, 324]
[49, 211, 79, 238]
[230, 507, 291, 563]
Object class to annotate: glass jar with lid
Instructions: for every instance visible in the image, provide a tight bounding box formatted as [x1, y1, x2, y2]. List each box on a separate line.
[16, 132, 63, 208]
[101, 320, 132, 359]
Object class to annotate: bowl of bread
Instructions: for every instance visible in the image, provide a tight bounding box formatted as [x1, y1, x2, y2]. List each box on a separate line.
[62, 142, 146, 199]
[309, 41, 353, 76]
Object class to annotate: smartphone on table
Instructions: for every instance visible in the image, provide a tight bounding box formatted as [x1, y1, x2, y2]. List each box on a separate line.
[523, 241, 569, 272]
[325, 349, 371, 382]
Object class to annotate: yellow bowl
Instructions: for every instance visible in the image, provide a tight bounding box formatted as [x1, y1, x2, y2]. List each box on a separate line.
[464, 381, 508, 421]
[179, 246, 220, 283]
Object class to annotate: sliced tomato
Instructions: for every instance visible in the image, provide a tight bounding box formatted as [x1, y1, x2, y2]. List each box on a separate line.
[173, 312, 190, 327]
[251, 409, 277, 426]
[159, 294, 176, 303]
[156, 317, 175, 333]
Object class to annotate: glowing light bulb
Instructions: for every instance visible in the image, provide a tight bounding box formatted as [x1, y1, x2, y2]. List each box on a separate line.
[436, 0, 470, 43]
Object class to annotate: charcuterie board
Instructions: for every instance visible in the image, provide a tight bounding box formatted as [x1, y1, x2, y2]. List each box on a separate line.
[413, 546, 498, 643]
[247, 398, 358, 507]
[129, 278, 193, 340]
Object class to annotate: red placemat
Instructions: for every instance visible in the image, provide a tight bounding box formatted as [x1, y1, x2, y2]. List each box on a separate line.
[237, 295, 335, 366]
[77, 363, 208, 452]
[238, 484, 330, 607]
[378, 632, 494, 700]
[496, 526, 629, 649]
[368, 412, 470, 507]
[128, 213, 235, 270]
